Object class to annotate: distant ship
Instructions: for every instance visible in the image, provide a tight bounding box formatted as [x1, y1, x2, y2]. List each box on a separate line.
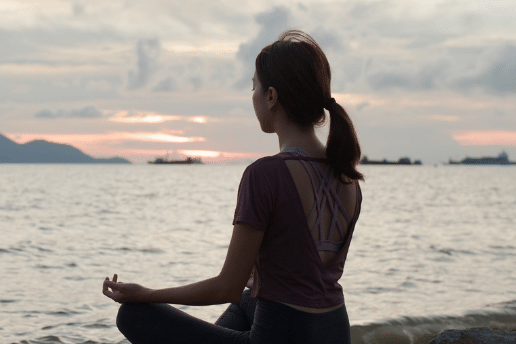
[448, 152, 516, 165]
[148, 156, 203, 164]
[360, 156, 422, 165]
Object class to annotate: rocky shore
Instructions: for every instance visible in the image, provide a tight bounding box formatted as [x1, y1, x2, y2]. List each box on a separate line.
[429, 328, 516, 344]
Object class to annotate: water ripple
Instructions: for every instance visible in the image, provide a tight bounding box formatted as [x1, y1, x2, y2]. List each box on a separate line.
[1, 164, 515, 343]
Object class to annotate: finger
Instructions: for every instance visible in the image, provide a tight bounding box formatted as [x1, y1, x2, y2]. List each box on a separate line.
[103, 281, 116, 299]
[105, 280, 125, 291]
[103, 287, 113, 298]
[113, 274, 118, 283]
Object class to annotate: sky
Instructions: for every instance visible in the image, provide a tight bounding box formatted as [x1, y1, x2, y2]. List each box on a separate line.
[1, 0, 515, 164]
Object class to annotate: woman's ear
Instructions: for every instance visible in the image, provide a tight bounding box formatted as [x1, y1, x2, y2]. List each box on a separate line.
[267, 87, 279, 109]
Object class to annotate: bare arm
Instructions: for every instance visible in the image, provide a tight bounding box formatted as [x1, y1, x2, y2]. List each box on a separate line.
[103, 274, 231, 305]
[103, 222, 264, 305]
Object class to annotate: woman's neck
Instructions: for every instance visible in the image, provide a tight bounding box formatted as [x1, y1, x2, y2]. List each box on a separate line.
[275, 122, 326, 157]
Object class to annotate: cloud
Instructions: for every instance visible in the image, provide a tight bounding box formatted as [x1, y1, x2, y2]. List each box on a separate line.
[310, 26, 347, 53]
[234, 7, 292, 89]
[107, 110, 212, 124]
[72, 3, 85, 17]
[127, 132, 204, 143]
[127, 38, 161, 90]
[0, 26, 122, 63]
[427, 115, 460, 122]
[35, 106, 103, 118]
[359, 41, 516, 95]
[162, 41, 240, 58]
[83, 76, 122, 93]
[127, 38, 219, 92]
[365, 61, 443, 91]
[6, 132, 205, 145]
[453, 43, 516, 94]
[452, 130, 516, 146]
[177, 149, 261, 159]
[355, 101, 370, 112]
[152, 77, 178, 92]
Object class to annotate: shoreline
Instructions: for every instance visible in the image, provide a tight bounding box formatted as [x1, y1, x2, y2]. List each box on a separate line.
[350, 303, 516, 344]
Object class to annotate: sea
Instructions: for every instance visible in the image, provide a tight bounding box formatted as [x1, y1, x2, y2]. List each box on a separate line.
[1, 163, 515, 344]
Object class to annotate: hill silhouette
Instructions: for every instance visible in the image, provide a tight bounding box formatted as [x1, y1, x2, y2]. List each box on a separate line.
[0, 133, 130, 163]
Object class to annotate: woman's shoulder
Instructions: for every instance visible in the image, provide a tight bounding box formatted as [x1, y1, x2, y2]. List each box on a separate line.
[241, 155, 286, 181]
[246, 154, 284, 169]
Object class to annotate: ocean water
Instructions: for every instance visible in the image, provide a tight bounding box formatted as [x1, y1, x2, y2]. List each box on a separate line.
[0, 163, 515, 344]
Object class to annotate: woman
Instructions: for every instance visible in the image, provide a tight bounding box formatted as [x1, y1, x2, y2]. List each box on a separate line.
[102, 29, 363, 344]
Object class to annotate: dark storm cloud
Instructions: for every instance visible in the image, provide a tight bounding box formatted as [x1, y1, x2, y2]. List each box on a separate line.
[35, 106, 103, 119]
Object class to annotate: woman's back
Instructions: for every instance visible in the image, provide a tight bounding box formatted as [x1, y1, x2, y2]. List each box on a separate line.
[284, 154, 358, 268]
[274, 148, 360, 314]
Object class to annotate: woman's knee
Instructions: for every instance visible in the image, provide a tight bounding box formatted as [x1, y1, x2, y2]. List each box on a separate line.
[116, 304, 133, 332]
[116, 303, 149, 333]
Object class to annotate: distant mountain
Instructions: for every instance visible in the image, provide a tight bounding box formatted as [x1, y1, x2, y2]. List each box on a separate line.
[0, 133, 131, 164]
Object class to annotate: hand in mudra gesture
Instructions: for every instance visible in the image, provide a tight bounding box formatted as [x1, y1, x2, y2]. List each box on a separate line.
[103, 274, 153, 303]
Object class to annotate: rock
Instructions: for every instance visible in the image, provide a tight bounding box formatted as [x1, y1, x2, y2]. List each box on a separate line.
[429, 328, 516, 344]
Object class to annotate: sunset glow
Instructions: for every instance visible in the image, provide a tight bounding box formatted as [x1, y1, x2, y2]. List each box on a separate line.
[452, 131, 516, 146]
[163, 40, 241, 58]
[108, 111, 211, 124]
[191, 116, 208, 124]
[428, 115, 460, 122]
[134, 133, 204, 143]
[177, 150, 220, 158]
[2, 1, 516, 165]
[3, 133, 262, 163]
[5, 132, 204, 145]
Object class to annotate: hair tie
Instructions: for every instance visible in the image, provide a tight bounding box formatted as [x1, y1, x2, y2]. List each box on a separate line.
[324, 97, 336, 110]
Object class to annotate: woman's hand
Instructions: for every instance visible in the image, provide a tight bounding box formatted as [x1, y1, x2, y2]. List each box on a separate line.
[102, 274, 154, 303]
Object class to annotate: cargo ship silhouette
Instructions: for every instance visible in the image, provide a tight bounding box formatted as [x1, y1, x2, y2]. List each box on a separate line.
[148, 153, 202, 164]
[448, 152, 515, 165]
[360, 156, 422, 165]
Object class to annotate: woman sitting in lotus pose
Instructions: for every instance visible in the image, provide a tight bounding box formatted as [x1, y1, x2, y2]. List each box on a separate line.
[103, 29, 363, 344]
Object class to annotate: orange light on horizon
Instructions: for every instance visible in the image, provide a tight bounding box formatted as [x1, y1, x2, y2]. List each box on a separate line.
[3, 132, 263, 163]
[5, 131, 203, 144]
[163, 40, 241, 58]
[177, 150, 263, 159]
[129, 133, 205, 143]
[107, 111, 212, 124]
[452, 130, 516, 146]
[191, 116, 208, 123]
[177, 150, 220, 158]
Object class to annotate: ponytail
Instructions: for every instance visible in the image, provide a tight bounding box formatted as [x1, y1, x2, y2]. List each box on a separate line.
[326, 101, 364, 184]
[256, 30, 364, 183]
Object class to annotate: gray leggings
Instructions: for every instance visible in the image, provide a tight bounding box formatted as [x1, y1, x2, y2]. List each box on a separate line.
[116, 289, 351, 344]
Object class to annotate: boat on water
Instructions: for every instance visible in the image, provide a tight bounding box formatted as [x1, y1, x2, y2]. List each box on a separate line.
[448, 152, 516, 165]
[360, 156, 422, 165]
[148, 156, 203, 164]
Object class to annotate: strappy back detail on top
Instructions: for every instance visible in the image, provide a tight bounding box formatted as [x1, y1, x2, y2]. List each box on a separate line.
[232, 150, 362, 307]
[280, 148, 355, 254]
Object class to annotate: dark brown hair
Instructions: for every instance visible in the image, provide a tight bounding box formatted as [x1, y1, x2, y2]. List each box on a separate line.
[255, 30, 364, 183]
